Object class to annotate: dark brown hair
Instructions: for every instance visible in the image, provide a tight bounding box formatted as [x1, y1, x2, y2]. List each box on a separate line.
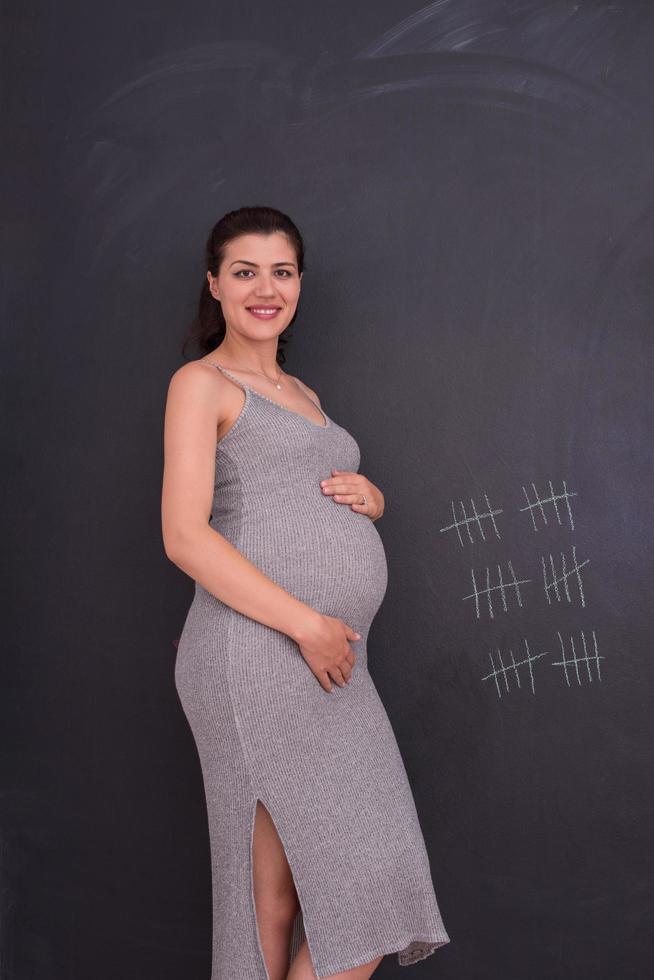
[181, 205, 306, 364]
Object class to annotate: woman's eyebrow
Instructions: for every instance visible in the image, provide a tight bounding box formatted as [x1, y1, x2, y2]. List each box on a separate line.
[228, 259, 296, 268]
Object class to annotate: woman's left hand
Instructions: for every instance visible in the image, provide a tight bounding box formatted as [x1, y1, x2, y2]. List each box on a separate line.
[319, 470, 385, 521]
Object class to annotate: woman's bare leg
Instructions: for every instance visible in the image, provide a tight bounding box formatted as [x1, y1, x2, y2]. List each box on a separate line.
[287, 940, 383, 980]
[252, 800, 301, 980]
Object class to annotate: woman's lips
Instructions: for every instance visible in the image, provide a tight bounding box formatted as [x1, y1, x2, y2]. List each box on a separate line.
[246, 307, 282, 319]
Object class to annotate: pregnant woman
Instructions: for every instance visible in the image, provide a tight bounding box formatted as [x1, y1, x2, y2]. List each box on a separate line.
[161, 206, 450, 980]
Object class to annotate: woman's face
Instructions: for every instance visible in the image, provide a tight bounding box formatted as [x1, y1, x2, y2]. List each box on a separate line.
[208, 232, 302, 339]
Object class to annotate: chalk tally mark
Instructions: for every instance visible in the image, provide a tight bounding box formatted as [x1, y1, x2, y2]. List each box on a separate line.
[520, 479, 577, 531]
[551, 629, 602, 685]
[481, 637, 549, 697]
[439, 493, 503, 545]
[541, 544, 589, 608]
[463, 560, 530, 619]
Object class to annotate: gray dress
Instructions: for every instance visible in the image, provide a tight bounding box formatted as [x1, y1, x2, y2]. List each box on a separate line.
[174, 363, 450, 978]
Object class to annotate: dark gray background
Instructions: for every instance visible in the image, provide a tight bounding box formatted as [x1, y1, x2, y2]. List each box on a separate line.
[2, 1, 653, 978]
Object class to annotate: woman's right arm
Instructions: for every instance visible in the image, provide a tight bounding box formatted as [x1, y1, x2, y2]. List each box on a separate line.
[160, 362, 358, 691]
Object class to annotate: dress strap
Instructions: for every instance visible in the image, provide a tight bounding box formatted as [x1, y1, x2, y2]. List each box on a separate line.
[291, 376, 322, 412]
[204, 361, 249, 392]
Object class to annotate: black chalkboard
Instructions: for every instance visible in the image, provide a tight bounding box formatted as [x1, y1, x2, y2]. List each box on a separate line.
[2, 2, 652, 978]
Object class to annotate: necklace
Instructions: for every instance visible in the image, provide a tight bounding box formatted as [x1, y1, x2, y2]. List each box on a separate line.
[211, 359, 284, 390]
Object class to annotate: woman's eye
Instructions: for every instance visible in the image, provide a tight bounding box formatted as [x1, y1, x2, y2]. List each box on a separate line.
[233, 269, 292, 278]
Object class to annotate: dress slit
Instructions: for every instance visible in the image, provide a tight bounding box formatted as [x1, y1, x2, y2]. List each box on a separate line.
[250, 795, 318, 979]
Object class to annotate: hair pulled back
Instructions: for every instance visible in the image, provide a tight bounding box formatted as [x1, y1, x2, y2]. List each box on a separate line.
[181, 205, 306, 364]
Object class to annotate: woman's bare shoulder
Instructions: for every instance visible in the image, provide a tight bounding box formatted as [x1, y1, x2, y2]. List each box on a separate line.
[165, 361, 239, 431]
[167, 358, 227, 391]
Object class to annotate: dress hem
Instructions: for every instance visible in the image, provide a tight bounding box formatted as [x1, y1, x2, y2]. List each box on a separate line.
[314, 933, 451, 978]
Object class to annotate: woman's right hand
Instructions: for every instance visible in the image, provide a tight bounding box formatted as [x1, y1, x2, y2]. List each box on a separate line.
[295, 614, 360, 692]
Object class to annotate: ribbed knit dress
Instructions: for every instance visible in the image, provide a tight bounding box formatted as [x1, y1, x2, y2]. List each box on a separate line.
[174, 362, 450, 979]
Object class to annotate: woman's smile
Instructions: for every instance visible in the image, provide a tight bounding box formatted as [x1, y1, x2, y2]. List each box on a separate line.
[246, 305, 282, 319]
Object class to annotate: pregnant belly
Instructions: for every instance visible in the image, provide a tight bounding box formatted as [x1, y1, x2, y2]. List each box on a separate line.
[213, 498, 389, 626]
